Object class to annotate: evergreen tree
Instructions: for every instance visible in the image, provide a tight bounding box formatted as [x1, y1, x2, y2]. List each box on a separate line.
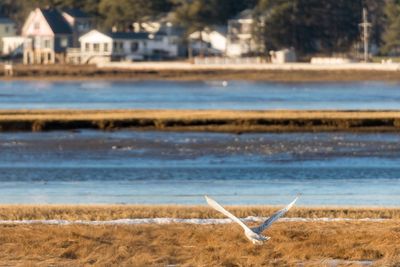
[382, 0, 400, 54]
[98, 0, 171, 31]
[0, 0, 393, 57]
[364, 0, 386, 50]
[171, 0, 252, 34]
[255, 0, 362, 55]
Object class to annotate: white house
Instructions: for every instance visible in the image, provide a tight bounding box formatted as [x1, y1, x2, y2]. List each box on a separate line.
[132, 14, 186, 58]
[226, 9, 259, 57]
[2, 36, 26, 56]
[188, 10, 260, 58]
[67, 29, 179, 64]
[270, 48, 297, 64]
[189, 26, 227, 56]
[62, 8, 93, 47]
[147, 31, 180, 59]
[0, 16, 17, 55]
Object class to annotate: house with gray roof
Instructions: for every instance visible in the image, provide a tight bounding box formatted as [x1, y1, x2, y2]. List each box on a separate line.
[67, 29, 180, 64]
[189, 26, 228, 56]
[62, 8, 93, 47]
[0, 15, 17, 55]
[226, 9, 259, 57]
[132, 13, 187, 57]
[22, 7, 73, 64]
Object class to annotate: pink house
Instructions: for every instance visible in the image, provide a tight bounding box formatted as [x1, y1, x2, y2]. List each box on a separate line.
[22, 7, 73, 64]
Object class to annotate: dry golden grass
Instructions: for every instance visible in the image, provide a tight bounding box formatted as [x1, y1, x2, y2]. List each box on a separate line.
[4, 64, 400, 82]
[0, 205, 399, 220]
[0, 221, 398, 266]
[0, 206, 399, 266]
[2, 109, 400, 120]
[1, 109, 400, 132]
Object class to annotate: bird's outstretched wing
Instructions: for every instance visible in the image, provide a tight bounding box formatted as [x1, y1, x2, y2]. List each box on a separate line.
[251, 196, 299, 234]
[205, 196, 252, 232]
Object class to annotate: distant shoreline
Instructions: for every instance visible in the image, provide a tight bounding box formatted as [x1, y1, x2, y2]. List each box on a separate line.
[2, 64, 400, 81]
[1, 109, 400, 132]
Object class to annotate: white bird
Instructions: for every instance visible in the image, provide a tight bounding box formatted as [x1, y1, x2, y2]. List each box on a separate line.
[205, 195, 299, 245]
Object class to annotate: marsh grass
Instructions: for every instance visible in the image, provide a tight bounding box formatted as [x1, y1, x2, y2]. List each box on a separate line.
[0, 206, 399, 265]
[0, 205, 399, 220]
[0, 221, 398, 266]
[1, 110, 400, 132]
[5, 64, 400, 82]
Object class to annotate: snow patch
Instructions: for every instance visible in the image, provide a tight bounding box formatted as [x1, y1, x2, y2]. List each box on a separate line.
[0, 217, 388, 226]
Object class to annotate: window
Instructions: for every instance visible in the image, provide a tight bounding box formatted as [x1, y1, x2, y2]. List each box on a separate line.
[34, 22, 40, 30]
[113, 42, 123, 52]
[131, 42, 138, 52]
[85, 43, 90, 52]
[60, 37, 68, 48]
[93, 43, 100, 52]
[104, 43, 109, 52]
[44, 39, 51, 49]
[5, 26, 9, 33]
[241, 23, 252, 34]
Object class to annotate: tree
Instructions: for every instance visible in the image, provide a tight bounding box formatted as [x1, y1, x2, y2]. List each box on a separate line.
[172, 0, 253, 34]
[382, 0, 400, 54]
[98, 0, 172, 31]
[363, 0, 386, 50]
[172, 0, 218, 34]
[255, 0, 362, 56]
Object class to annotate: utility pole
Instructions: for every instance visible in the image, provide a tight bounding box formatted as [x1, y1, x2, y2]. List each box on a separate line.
[359, 8, 371, 62]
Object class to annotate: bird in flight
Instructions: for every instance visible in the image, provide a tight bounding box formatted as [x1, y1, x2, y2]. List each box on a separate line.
[205, 195, 299, 245]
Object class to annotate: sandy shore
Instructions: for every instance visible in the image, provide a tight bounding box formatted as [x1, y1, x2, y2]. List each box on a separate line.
[1, 109, 400, 132]
[2, 64, 400, 82]
[0, 206, 398, 266]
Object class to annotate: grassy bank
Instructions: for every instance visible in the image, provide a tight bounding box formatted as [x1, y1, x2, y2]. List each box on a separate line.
[0, 221, 398, 266]
[0, 206, 398, 265]
[1, 109, 400, 132]
[3, 64, 400, 81]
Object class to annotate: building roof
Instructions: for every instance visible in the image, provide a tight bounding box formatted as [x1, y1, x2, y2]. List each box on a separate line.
[160, 25, 185, 36]
[233, 9, 254, 20]
[62, 8, 91, 19]
[41, 8, 72, 34]
[80, 30, 152, 42]
[189, 26, 227, 40]
[109, 32, 149, 40]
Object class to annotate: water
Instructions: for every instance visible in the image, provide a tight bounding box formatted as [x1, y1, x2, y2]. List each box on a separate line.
[1, 130, 400, 206]
[1, 80, 400, 110]
[1, 80, 400, 206]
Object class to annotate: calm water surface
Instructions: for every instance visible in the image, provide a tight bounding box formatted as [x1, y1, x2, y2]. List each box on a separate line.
[1, 80, 400, 109]
[0, 130, 399, 206]
[1, 80, 400, 206]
